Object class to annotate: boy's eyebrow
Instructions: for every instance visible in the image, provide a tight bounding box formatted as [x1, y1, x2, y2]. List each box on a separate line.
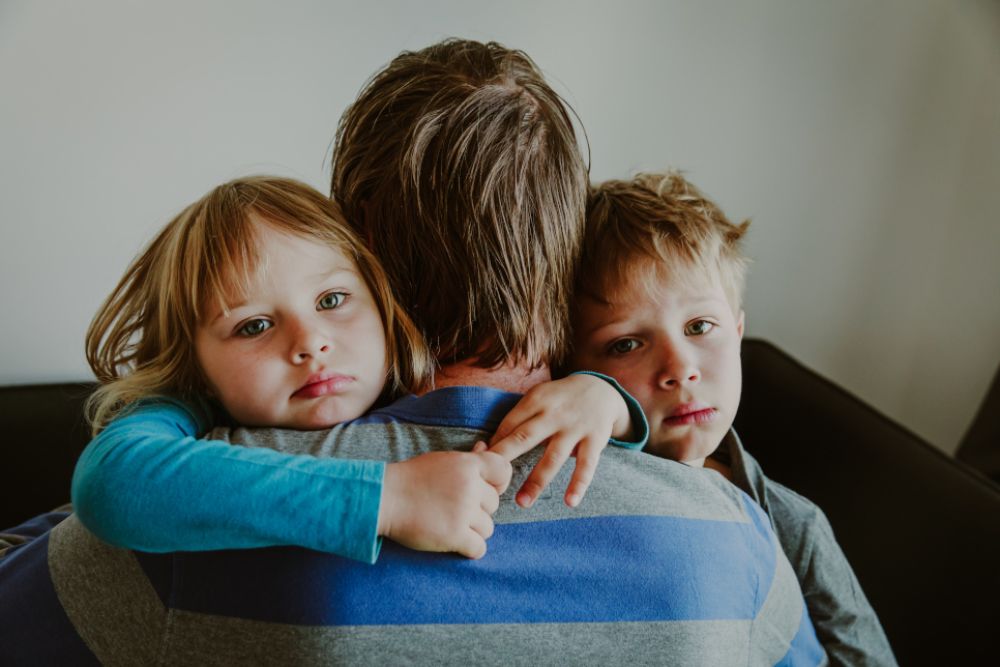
[580, 293, 732, 337]
[581, 314, 628, 338]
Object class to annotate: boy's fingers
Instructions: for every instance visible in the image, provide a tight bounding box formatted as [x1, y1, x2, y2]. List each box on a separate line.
[516, 434, 575, 508]
[564, 440, 600, 507]
[488, 419, 550, 461]
[476, 451, 513, 494]
[489, 402, 538, 446]
[472, 440, 488, 453]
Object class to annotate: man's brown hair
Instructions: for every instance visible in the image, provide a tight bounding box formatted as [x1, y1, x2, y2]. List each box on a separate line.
[331, 39, 587, 370]
[582, 171, 750, 312]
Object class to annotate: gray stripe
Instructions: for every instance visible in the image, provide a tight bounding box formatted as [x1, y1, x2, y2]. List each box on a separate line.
[163, 614, 752, 666]
[748, 530, 822, 666]
[48, 515, 167, 666]
[220, 423, 754, 526]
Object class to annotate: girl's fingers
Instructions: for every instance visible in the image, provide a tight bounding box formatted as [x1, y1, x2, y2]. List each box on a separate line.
[469, 511, 495, 541]
[458, 531, 488, 560]
[475, 450, 513, 495]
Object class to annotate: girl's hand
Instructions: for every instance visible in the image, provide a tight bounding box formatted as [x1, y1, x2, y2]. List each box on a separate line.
[487, 374, 632, 509]
[378, 449, 512, 559]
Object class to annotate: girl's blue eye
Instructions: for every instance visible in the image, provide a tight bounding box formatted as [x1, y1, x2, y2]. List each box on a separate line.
[318, 292, 346, 310]
[685, 320, 714, 336]
[610, 338, 641, 355]
[237, 318, 272, 337]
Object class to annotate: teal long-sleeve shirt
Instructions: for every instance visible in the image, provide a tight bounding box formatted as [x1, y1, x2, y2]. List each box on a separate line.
[71, 374, 647, 564]
[71, 399, 385, 563]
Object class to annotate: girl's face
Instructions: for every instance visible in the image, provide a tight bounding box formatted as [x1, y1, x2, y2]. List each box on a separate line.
[194, 222, 388, 429]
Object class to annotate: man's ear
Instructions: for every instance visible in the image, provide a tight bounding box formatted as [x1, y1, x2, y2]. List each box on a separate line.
[736, 310, 745, 339]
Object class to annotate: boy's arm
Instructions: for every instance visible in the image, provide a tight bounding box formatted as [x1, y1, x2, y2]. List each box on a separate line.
[487, 372, 649, 508]
[72, 399, 509, 562]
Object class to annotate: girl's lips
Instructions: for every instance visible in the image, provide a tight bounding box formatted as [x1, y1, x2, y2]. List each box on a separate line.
[293, 374, 354, 399]
[663, 406, 717, 427]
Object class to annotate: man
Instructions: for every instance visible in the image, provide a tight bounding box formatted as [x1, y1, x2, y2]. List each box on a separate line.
[0, 40, 822, 665]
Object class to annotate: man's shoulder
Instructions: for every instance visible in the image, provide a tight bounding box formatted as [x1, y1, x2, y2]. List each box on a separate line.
[213, 386, 519, 460]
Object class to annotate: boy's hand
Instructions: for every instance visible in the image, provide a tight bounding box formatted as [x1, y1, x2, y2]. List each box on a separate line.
[378, 449, 512, 559]
[487, 374, 632, 509]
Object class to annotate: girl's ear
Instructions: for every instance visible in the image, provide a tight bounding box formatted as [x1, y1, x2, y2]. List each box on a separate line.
[736, 310, 745, 339]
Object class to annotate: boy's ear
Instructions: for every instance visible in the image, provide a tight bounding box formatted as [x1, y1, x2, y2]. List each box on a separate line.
[736, 310, 745, 339]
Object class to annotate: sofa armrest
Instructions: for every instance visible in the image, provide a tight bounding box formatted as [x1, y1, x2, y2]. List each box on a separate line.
[734, 338, 999, 665]
[0, 383, 95, 529]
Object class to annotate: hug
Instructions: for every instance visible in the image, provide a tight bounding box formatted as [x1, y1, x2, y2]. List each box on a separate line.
[1, 39, 896, 665]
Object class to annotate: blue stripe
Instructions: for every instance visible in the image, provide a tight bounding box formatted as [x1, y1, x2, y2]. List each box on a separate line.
[354, 387, 520, 430]
[1, 510, 71, 537]
[170, 507, 777, 626]
[775, 601, 825, 666]
[0, 530, 100, 665]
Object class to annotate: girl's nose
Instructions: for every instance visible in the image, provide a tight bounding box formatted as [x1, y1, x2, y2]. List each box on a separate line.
[289, 321, 331, 363]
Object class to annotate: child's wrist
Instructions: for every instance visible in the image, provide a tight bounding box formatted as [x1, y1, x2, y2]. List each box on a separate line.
[377, 462, 398, 537]
[570, 371, 650, 450]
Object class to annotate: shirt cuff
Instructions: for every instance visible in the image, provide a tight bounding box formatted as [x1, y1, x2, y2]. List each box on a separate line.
[569, 371, 649, 450]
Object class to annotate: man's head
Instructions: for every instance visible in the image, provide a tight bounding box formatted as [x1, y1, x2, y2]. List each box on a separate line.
[570, 171, 750, 464]
[331, 38, 588, 370]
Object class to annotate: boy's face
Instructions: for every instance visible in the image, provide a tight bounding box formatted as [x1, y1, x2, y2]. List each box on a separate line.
[571, 259, 744, 466]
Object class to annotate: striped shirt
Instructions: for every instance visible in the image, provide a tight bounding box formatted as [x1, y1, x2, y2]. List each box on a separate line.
[0, 386, 823, 665]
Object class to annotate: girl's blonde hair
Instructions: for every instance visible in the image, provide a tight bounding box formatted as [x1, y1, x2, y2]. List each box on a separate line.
[85, 176, 431, 434]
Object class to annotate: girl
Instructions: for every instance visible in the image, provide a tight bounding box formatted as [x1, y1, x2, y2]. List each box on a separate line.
[73, 176, 642, 563]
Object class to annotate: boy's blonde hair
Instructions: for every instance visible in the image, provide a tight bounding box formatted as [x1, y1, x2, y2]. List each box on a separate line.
[85, 176, 430, 434]
[581, 171, 750, 312]
[331, 38, 588, 369]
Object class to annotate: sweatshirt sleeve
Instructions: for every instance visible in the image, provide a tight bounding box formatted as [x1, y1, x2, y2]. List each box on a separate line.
[71, 399, 384, 563]
[764, 482, 897, 666]
[569, 371, 650, 450]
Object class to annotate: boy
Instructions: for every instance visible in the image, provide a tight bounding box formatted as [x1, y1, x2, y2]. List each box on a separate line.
[570, 170, 897, 666]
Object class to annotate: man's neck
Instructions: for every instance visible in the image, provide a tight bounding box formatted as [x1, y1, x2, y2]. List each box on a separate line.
[425, 358, 551, 395]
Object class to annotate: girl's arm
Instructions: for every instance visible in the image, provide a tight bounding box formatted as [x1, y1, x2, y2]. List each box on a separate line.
[72, 399, 508, 562]
[487, 372, 649, 508]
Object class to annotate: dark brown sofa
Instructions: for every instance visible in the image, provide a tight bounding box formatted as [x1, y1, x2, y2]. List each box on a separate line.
[2, 338, 997, 665]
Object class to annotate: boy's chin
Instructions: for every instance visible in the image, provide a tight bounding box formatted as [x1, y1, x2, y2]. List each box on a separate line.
[646, 434, 720, 465]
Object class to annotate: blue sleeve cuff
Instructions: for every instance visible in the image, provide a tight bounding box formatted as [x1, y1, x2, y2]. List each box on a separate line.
[569, 371, 649, 450]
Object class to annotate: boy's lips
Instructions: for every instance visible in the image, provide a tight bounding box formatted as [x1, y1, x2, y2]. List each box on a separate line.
[663, 403, 717, 427]
[293, 373, 355, 399]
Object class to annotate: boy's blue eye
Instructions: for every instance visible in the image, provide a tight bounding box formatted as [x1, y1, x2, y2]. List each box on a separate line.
[318, 292, 346, 310]
[685, 320, 714, 336]
[609, 338, 641, 355]
[237, 318, 272, 337]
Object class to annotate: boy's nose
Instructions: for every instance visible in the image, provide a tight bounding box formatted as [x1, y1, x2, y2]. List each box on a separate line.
[656, 349, 699, 388]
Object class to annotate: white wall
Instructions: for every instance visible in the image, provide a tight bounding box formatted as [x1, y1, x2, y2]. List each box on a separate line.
[2, 0, 998, 454]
